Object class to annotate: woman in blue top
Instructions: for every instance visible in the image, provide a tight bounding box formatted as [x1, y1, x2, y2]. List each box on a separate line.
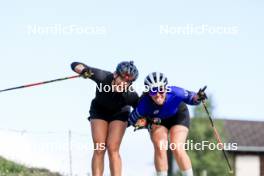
[128, 72, 207, 176]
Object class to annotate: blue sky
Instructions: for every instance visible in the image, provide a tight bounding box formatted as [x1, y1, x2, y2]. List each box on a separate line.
[0, 0, 264, 175]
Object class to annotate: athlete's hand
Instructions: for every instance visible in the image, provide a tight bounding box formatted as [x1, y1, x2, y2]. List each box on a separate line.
[197, 86, 207, 102]
[152, 118, 161, 125]
[73, 64, 94, 79]
[135, 118, 147, 127]
[74, 64, 86, 74]
[134, 118, 148, 131]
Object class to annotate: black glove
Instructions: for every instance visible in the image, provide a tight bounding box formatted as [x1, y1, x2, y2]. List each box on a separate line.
[80, 68, 94, 79]
[197, 86, 208, 101]
[152, 118, 161, 125]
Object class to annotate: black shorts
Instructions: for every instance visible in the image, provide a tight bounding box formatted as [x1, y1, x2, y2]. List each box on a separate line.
[88, 105, 131, 123]
[159, 103, 190, 130]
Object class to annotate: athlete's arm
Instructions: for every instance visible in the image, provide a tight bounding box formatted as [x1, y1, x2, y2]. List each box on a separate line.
[184, 90, 201, 105]
[125, 90, 139, 109]
[173, 86, 201, 105]
[128, 97, 147, 126]
[71, 62, 111, 83]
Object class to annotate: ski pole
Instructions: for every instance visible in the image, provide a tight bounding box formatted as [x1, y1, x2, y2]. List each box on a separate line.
[201, 86, 233, 173]
[0, 75, 81, 93]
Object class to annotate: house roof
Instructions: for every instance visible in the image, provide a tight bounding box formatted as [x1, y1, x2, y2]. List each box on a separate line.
[222, 119, 264, 152]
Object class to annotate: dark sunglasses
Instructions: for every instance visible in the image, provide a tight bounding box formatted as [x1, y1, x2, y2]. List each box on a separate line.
[119, 74, 133, 83]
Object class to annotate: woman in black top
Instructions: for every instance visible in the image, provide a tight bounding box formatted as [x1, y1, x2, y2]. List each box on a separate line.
[71, 61, 139, 176]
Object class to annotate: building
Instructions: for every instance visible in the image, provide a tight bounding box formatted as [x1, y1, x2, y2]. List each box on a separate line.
[168, 119, 264, 176]
[224, 119, 264, 176]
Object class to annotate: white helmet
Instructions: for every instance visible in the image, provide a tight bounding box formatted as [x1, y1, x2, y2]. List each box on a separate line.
[144, 72, 168, 89]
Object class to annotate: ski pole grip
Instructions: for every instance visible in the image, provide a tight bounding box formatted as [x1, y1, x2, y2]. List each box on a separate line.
[202, 85, 207, 92]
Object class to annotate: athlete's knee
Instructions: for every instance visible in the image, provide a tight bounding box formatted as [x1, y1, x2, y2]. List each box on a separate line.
[171, 145, 187, 157]
[107, 142, 120, 156]
[93, 150, 106, 158]
[153, 138, 168, 150]
[93, 143, 106, 156]
[154, 141, 167, 157]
